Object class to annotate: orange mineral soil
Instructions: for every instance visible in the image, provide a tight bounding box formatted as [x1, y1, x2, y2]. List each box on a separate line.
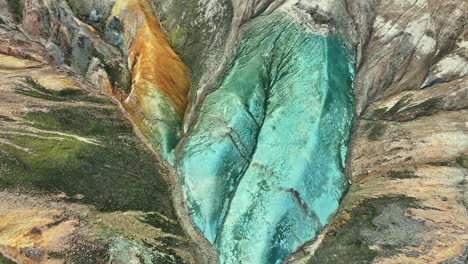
[112, 0, 190, 122]
[109, 0, 191, 159]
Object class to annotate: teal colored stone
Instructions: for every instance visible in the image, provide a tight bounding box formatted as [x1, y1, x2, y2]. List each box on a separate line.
[139, 88, 182, 163]
[178, 12, 355, 264]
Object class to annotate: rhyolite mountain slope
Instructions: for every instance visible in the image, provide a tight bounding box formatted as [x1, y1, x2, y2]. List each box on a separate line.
[0, 0, 467, 263]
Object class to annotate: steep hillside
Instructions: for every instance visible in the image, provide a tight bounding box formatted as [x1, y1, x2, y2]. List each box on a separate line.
[0, 0, 466, 263]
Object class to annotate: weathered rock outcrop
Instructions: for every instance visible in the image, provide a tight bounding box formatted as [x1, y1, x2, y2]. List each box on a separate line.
[20, 0, 130, 88]
[352, 0, 467, 115]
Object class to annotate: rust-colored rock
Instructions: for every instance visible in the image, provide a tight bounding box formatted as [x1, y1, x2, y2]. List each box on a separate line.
[109, 0, 190, 159]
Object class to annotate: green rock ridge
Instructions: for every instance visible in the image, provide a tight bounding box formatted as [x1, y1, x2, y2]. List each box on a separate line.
[177, 11, 355, 264]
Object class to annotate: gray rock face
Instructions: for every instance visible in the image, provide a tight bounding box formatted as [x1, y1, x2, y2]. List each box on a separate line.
[151, 0, 234, 96]
[66, 0, 116, 27]
[20, 0, 130, 91]
[351, 0, 466, 115]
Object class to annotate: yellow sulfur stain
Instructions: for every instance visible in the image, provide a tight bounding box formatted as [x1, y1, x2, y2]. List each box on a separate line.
[0, 53, 81, 92]
[35, 75, 80, 92]
[0, 209, 77, 264]
[0, 54, 44, 70]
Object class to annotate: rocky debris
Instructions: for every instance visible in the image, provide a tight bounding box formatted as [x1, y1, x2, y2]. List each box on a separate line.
[363, 76, 468, 122]
[423, 28, 468, 87]
[2, 0, 24, 24]
[19, 0, 130, 92]
[0, 23, 47, 63]
[290, 196, 427, 264]
[66, 0, 115, 20]
[0, 0, 15, 25]
[0, 191, 199, 264]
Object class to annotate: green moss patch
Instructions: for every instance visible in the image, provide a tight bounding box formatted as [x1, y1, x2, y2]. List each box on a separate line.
[366, 96, 444, 122]
[368, 107, 388, 119]
[0, 254, 16, 264]
[25, 107, 128, 137]
[139, 212, 183, 236]
[385, 95, 413, 117]
[88, 48, 131, 95]
[387, 169, 418, 179]
[0, 115, 14, 122]
[365, 94, 413, 120]
[16, 78, 109, 104]
[309, 196, 425, 264]
[364, 122, 387, 141]
[0, 106, 175, 216]
[456, 154, 468, 169]
[403, 98, 441, 118]
[102, 62, 132, 95]
[165, 26, 187, 50]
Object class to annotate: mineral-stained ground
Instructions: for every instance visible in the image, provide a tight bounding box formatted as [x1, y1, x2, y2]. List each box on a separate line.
[0, 0, 466, 263]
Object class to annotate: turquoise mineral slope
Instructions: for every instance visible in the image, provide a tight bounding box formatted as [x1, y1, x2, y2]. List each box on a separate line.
[178, 12, 354, 264]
